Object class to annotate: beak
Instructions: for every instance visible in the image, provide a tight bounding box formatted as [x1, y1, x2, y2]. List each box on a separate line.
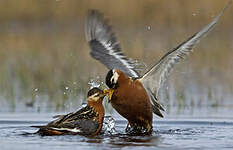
[104, 89, 114, 102]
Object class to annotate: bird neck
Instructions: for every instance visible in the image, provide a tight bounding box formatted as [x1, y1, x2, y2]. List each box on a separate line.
[88, 100, 105, 134]
[88, 100, 104, 117]
[117, 72, 132, 86]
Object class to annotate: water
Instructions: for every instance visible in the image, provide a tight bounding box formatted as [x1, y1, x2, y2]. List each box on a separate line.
[1, 112, 233, 150]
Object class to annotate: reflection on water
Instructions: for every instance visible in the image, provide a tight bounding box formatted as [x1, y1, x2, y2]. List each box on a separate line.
[1, 114, 233, 150]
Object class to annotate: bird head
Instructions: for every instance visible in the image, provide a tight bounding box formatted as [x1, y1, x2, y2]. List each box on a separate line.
[87, 87, 106, 102]
[105, 69, 121, 89]
[105, 69, 124, 102]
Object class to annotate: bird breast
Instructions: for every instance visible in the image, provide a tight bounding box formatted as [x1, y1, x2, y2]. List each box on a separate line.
[111, 79, 152, 122]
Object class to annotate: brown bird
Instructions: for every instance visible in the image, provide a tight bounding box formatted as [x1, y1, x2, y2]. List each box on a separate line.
[32, 88, 106, 136]
[85, 2, 231, 134]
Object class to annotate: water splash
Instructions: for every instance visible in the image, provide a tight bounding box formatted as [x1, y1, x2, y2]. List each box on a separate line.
[102, 116, 116, 134]
[147, 26, 151, 30]
[88, 77, 105, 89]
[125, 123, 151, 135]
[88, 79, 100, 89]
[81, 102, 87, 108]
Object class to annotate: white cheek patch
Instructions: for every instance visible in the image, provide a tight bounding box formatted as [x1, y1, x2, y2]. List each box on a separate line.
[89, 93, 100, 101]
[112, 71, 119, 84]
[91, 96, 100, 101]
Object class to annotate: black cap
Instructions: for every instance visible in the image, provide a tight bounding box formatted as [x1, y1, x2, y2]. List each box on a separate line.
[106, 69, 113, 88]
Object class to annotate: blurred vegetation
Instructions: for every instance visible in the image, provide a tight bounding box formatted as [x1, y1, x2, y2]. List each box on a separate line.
[0, 0, 232, 112]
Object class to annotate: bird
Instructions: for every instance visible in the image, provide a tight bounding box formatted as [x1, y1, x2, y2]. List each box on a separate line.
[32, 88, 106, 136]
[85, 2, 231, 135]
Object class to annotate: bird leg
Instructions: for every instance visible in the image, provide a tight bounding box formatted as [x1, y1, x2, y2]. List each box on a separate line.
[125, 122, 152, 135]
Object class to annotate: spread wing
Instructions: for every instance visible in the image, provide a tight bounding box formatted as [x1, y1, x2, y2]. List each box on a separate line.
[85, 10, 139, 78]
[139, 1, 231, 116]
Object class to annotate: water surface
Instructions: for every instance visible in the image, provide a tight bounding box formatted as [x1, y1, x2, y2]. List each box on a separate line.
[1, 112, 233, 150]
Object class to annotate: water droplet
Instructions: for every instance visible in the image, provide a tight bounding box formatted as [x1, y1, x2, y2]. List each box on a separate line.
[81, 102, 87, 108]
[88, 79, 101, 88]
[34, 88, 38, 92]
[65, 86, 69, 90]
[63, 92, 66, 95]
[147, 26, 151, 30]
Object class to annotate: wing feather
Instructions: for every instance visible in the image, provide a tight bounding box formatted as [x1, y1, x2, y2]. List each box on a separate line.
[32, 106, 99, 135]
[140, 1, 231, 116]
[86, 10, 140, 78]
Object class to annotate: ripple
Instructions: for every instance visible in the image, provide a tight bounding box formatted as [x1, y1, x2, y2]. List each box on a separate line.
[1, 118, 233, 149]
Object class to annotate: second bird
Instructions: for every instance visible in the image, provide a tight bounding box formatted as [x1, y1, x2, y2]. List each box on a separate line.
[85, 2, 231, 135]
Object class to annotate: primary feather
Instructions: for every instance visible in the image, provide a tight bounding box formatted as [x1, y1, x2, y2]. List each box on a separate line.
[86, 10, 139, 78]
[140, 1, 231, 115]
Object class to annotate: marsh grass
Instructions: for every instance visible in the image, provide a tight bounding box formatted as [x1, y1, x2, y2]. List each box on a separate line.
[0, 0, 232, 113]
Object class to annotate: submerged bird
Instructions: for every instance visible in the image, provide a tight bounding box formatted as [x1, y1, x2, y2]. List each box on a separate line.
[32, 88, 106, 136]
[85, 2, 231, 134]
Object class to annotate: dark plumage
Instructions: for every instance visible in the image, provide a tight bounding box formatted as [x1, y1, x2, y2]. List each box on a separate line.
[32, 88, 106, 136]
